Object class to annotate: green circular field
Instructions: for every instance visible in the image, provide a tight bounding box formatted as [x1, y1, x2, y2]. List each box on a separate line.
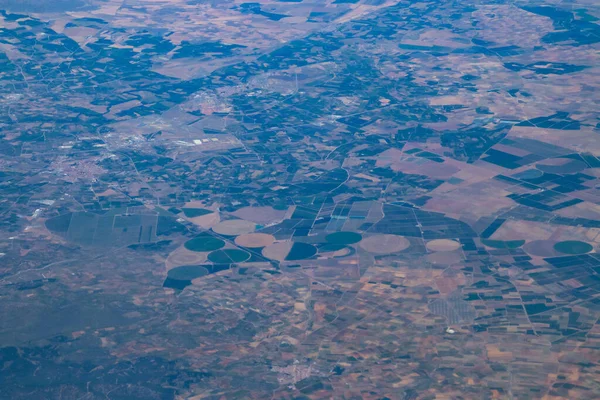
[325, 231, 363, 245]
[167, 265, 209, 281]
[184, 235, 225, 252]
[285, 242, 318, 261]
[208, 249, 250, 263]
[554, 240, 593, 255]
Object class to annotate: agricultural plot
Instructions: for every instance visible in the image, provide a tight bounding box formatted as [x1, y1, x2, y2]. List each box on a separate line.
[3, 0, 600, 399]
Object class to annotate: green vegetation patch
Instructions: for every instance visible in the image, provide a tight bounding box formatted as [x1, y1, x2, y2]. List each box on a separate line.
[157, 216, 186, 236]
[512, 169, 543, 180]
[164, 264, 230, 290]
[184, 234, 225, 252]
[535, 158, 587, 175]
[45, 213, 72, 233]
[182, 208, 213, 218]
[163, 278, 191, 291]
[318, 243, 347, 252]
[325, 231, 362, 245]
[554, 240, 593, 255]
[208, 249, 250, 263]
[167, 265, 209, 281]
[285, 242, 317, 261]
[481, 239, 525, 249]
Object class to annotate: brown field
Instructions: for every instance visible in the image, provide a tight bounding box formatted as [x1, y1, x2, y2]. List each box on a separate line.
[426, 239, 461, 252]
[165, 246, 208, 269]
[262, 241, 293, 262]
[359, 234, 410, 254]
[234, 233, 275, 248]
[231, 206, 287, 225]
[212, 219, 256, 236]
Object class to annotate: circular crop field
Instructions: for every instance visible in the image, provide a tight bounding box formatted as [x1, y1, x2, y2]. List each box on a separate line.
[554, 240, 593, 255]
[426, 239, 461, 252]
[286, 242, 318, 261]
[325, 231, 363, 245]
[359, 234, 410, 254]
[235, 233, 275, 248]
[208, 249, 250, 264]
[262, 242, 293, 261]
[212, 220, 256, 236]
[522, 240, 560, 257]
[166, 247, 208, 267]
[184, 235, 225, 252]
[167, 265, 209, 281]
[208, 249, 251, 263]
